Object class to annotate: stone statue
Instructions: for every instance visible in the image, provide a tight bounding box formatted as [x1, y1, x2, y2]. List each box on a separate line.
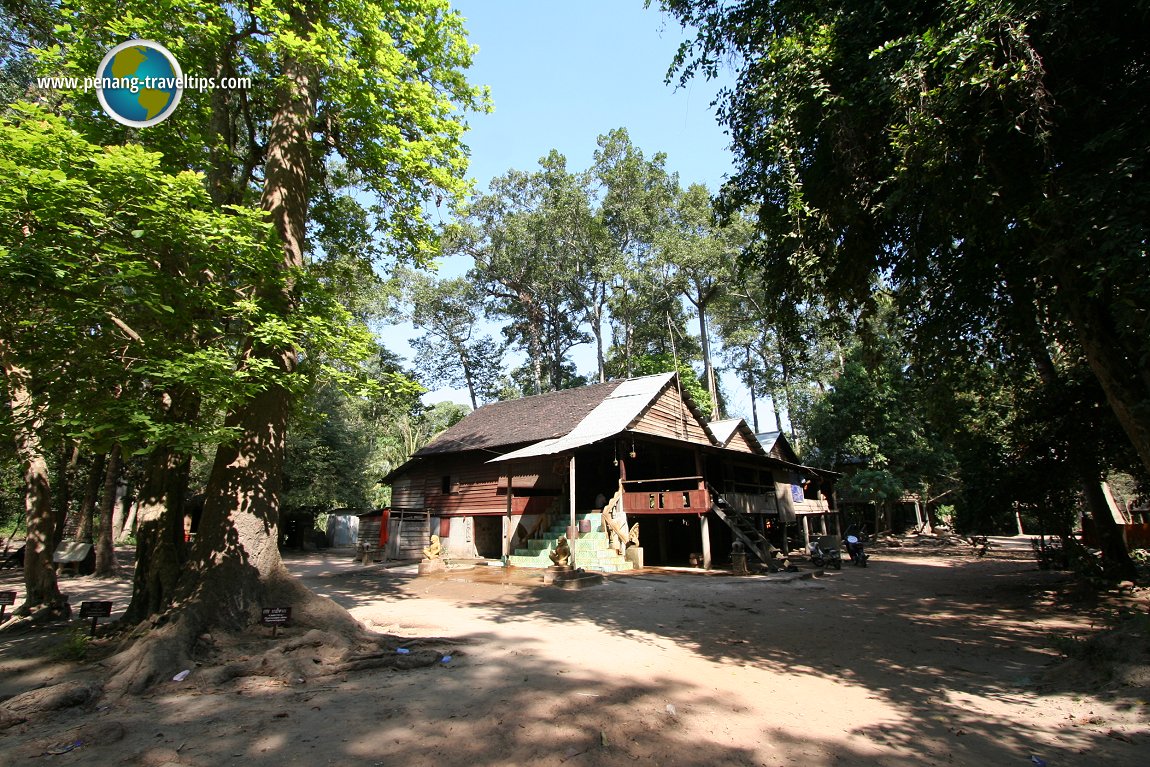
[548, 535, 571, 566]
[626, 522, 640, 547]
[422, 534, 443, 561]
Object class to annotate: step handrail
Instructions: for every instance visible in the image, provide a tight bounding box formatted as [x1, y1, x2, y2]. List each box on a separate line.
[707, 483, 779, 564]
[600, 487, 635, 553]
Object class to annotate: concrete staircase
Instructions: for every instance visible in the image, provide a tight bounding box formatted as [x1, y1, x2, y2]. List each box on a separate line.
[508, 512, 634, 572]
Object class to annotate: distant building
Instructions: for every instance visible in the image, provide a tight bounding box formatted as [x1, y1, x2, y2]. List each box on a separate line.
[383, 373, 839, 569]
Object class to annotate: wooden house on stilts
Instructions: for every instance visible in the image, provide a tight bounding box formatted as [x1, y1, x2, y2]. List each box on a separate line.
[382, 372, 839, 571]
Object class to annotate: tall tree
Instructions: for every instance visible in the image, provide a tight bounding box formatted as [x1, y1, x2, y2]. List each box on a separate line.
[19, 0, 486, 684]
[0, 106, 281, 620]
[805, 304, 956, 530]
[661, 0, 1147, 578]
[656, 183, 749, 419]
[451, 152, 589, 394]
[405, 270, 504, 409]
[592, 128, 678, 377]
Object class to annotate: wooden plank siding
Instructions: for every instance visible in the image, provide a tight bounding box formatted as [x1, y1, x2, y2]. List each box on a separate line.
[723, 431, 758, 454]
[390, 475, 423, 508]
[623, 488, 709, 513]
[629, 386, 713, 445]
[392, 452, 563, 517]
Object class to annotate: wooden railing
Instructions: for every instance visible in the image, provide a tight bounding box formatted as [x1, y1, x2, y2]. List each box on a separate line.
[622, 488, 709, 512]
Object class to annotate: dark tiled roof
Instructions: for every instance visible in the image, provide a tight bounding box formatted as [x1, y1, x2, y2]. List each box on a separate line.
[414, 380, 625, 456]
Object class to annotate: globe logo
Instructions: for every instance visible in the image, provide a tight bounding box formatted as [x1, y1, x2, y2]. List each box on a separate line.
[95, 40, 183, 128]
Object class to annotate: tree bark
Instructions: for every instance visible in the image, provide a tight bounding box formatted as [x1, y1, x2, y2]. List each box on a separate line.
[117, 499, 137, 543]
[122, 446, 190, 624]
[169, 47, 331, 632]
[77, 452, 106, 544]
[745, 346, 759, 433]
[51, 444, 76, 548]
[696, 302, 720, 419]
[1008, 277, 1138, 581]
[0, 342, 65, 617]
[94, 442, 121, 577]
[107, 44, 368, 695]
[593, 304, 606, 384]
[110, 475, 129, 542]
[1063, 279, 1150, 480]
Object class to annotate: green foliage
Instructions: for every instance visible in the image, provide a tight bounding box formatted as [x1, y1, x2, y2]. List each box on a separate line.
[450, 151, 594, 395]
[804, 305, 955, 505]
[38, 0, 490, 244]
[284, 348, 428, 511]
[593, 129, 687, 377]
[627, 353, 713, 420]
[661, 0, 1150, 480]
[0, 104, 283, 454]
[403, 268, 504, 409]
[51, 626, 91, 662]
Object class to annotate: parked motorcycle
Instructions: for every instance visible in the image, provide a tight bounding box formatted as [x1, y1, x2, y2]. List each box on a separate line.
[844, 533, 869, 567]
[808, 535, 842, 569]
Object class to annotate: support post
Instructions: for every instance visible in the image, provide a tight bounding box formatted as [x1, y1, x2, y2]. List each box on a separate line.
[701, 513, 711, 569]
[568, 454, 577, 539]
[503, 469, 513, 562]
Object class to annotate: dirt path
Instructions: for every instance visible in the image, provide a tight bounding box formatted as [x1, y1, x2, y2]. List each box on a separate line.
[1, 541, 1146, 766]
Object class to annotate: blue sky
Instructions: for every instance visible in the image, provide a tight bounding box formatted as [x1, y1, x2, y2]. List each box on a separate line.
[452, 0, 732, 195]
[382, 1, 772, 427]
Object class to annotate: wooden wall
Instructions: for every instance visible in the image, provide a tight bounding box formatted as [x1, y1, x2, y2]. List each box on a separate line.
[390, 453, 563, 518]
[357, 511, 428, 561]
[630, 386, 712, 445]
[723, 431, 758, 454]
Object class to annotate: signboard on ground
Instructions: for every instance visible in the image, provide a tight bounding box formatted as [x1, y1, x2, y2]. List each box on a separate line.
[52, 541, 93, 563]
[79, 600, 113, 636]
[261, 606, 291, 636]
[0, 590, 15, 623]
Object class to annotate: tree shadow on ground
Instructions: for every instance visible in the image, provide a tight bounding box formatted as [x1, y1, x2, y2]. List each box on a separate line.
[306, 551, 1147, 765]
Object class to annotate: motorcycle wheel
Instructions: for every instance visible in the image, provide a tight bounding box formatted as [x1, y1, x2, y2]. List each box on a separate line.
[812, 556, 825, 568]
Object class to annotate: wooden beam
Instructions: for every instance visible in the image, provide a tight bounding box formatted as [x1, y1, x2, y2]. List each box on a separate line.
[502, 469, 513, 562]
[701, 513, 712, 570]
[568, 454, 577, 538]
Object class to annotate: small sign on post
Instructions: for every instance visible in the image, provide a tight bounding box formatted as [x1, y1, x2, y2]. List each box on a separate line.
[260, 606, 291, 637]
[0, 590, 16, 623]
[78, 600, 112, 636]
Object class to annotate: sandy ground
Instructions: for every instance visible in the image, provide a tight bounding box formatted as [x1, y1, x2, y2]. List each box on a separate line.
[0, 538, 1147, 767]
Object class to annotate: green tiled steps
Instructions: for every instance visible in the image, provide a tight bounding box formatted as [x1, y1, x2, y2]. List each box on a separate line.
[508, 512, 634, 572]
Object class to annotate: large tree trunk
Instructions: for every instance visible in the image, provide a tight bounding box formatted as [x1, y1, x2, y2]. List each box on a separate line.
[1010, 277, 1138, 581]
[122, 446, 189, 624]
[106, 48, 362, 695]
[77, 452, 106, 543]
[0, 343, 66, 619]
[181, 48, 317, 628]
[94, 443, 121, 577]
[1065, 280, 1150, 481]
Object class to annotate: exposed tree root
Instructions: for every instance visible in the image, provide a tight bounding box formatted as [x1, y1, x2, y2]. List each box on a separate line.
[101, 569, 426, 696]
[0, 599, 73, 634]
